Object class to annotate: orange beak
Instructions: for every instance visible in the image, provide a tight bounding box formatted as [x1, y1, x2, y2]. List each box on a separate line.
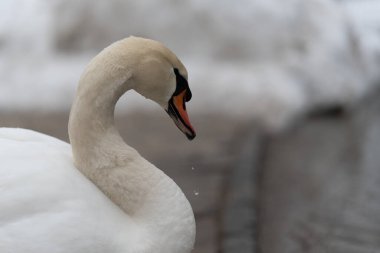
[166, 90, 196, 140]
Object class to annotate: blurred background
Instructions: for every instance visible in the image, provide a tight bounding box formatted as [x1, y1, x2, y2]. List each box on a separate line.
[1, 0, 380, 252]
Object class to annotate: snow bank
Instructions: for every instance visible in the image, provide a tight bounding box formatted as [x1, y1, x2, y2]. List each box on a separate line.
[0, 0, 379, 130]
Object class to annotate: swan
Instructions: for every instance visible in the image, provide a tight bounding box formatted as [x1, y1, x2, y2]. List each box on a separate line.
[0, 36, 196, 253]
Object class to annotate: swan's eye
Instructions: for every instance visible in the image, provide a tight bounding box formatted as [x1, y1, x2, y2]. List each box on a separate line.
[173, 68, 192, 102]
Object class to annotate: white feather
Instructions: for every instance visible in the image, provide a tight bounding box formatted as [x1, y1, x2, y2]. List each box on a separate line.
[0, 37, 195, 253]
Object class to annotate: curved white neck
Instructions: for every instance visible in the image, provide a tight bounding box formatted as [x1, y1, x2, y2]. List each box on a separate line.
[68, 44, 195, 252]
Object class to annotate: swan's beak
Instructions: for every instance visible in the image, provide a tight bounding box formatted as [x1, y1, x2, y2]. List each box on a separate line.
[166, 90, 196, 140]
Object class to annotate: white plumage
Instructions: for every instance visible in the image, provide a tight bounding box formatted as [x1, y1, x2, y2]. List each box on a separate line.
[0, 37, 196, 253]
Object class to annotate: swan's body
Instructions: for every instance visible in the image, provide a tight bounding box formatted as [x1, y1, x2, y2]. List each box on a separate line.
[0, 37, 196, 253]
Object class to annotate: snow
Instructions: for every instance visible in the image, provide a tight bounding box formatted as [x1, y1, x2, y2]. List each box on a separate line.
[342, 0, 380, 82]
[0, 0, 379, 130]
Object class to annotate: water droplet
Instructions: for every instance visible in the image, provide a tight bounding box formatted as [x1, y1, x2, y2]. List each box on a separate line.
[193, 190, 199, 196]
[191, 167, 195, 171]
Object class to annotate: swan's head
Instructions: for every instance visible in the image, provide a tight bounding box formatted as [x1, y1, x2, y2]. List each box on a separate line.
[123, 37, 196, 140]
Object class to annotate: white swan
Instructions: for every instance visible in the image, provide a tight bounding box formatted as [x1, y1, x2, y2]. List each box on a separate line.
[0, 37, 196, 253]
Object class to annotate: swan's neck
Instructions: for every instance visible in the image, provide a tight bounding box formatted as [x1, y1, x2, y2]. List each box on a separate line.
[68, 49, 195, 252]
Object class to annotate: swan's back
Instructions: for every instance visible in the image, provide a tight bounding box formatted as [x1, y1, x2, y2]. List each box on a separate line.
[0, 128, 138, 253]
